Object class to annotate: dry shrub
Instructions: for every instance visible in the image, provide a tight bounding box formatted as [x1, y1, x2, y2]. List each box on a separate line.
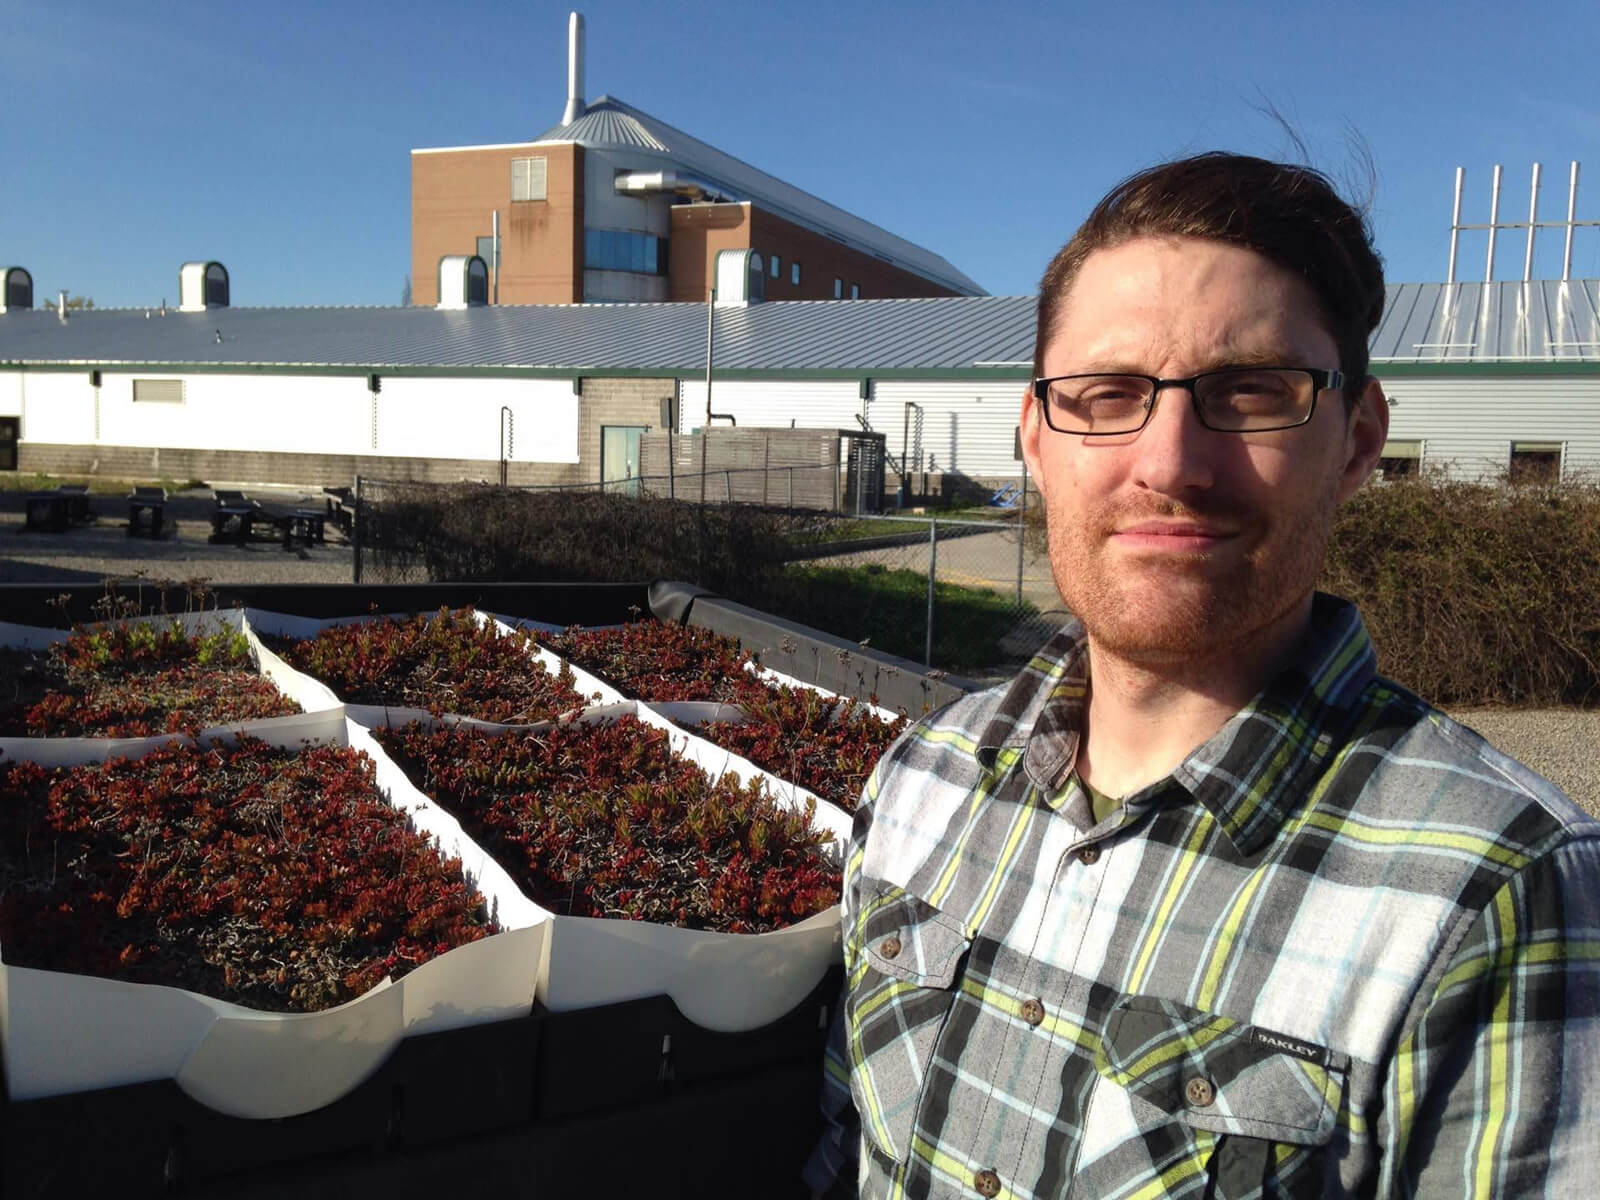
[1322, 476, 1600, 707]
[365, 484, 803, 598]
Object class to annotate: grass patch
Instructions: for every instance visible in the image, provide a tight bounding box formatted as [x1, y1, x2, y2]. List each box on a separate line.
[764, 563, 1034, 671]
[0, 473, 206, 496]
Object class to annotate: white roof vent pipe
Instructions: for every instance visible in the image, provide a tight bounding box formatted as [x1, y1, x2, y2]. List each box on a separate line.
[179, 261, 229, 311]
[0, 266, 32, 313]
[613, 170, 733, 203]
[713, 249, 764, 307]
[437, 255, 490, 310]
[561, 12, 585, 126]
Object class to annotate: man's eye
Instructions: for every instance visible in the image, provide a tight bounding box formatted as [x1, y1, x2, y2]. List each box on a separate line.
[1209, 372, 1296, 411]
[1064, 382, 1145, 409]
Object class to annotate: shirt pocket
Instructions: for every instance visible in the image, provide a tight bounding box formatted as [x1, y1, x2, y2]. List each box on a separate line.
[844, 886, 972, 1165]
[1092, 994, 1350, 1200]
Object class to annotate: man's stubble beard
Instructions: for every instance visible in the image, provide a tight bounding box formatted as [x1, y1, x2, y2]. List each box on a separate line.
[1043, 480, 1341, 666]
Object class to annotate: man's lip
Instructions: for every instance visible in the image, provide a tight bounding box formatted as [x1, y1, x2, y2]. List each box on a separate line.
[1112, 522, 1238, 538]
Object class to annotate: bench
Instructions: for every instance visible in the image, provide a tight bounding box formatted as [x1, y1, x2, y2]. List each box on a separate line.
[127, 486, 168, 537]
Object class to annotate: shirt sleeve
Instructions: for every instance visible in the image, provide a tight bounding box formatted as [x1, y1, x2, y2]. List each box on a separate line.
[1380, 834, 1600, 1195]
[802, 759, 889, 1196]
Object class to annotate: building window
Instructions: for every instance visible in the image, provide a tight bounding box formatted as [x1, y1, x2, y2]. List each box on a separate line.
[1509, 441, 1562, 483]
[511, 156, 547, 202]
[584, 229, 668, 275]
[1377, 439, 1421, 481]
[132, 379, 184, 404]
[769, 254, 781, 279]
[791, 261, 801, 285]
[850, 283, 860, 299]
[833, 278, 843, 299]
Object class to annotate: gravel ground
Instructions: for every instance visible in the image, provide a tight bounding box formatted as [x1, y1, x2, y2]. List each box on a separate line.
[0, 486, 354, 586]
[3, 488, 1594, 818]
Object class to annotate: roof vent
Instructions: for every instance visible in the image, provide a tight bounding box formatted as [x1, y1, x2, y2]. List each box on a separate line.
[0, 267, 32, 313]
[713, 248, 764, 307]
[179, 261, 229, 311]
[561, 12, 585, 125]
[437, 255, 490, 309]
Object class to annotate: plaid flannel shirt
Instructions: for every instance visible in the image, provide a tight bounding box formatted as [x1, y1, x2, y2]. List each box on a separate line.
[804, 594, 1600, 1199]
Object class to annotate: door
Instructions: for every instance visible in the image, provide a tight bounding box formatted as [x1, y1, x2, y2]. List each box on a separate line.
[0, 418, 17, 471]
[601, 425, 646, 495]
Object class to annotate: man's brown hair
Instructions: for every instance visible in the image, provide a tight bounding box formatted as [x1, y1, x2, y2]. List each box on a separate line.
[1032, 153, 1386, 398]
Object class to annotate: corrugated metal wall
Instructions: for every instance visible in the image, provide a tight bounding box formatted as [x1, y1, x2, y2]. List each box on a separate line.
[1384, 375, 1600, 478]
[868, 381, 1026, 479]
[675, 380, 863, 433]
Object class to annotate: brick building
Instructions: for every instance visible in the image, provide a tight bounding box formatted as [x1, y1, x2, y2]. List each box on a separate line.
[410, 14, 983, 308]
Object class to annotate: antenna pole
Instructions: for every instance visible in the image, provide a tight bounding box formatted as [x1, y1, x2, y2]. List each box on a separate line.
[1563, 161, 1580, 281]
[1485, 164, 1503, 283]
[1523, 162, 1541, 281]
[1447, 167, 1464, 285]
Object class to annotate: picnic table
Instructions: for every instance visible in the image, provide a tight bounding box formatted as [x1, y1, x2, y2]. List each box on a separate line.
[126, 486, 168, 537]
[323, 485, 354, 535]
[23, 484, 95, 532]
[208, 490, 326, 548]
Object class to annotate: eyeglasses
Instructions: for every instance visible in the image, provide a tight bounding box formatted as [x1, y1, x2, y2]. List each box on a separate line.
[1031, 366, 1344, 435]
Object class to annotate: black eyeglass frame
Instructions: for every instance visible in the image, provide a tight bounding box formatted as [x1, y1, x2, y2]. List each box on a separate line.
[1031, 366, 1346, 435]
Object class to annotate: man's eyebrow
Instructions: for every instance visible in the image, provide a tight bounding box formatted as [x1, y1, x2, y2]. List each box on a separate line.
[1055, 350, 1310, 377]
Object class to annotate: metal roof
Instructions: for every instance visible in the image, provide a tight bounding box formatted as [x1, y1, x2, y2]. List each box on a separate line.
[0, 297, 1036, 374]
[1371, 280, 1600, 364]
[8, 283, 1599, 377]
[537, 102, 668, 152]
[535, 96, 985, 297]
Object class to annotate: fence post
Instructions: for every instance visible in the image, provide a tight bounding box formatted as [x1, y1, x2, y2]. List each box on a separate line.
[788, 466, 794, 509]
[352, 474, 363, 584]
[1016, 464, 1027, 605]
[725, 469, 732, 502]
[925, 519, 938, 667]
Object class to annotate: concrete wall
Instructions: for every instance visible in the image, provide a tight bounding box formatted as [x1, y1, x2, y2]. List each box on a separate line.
[577, 376, 676, 483]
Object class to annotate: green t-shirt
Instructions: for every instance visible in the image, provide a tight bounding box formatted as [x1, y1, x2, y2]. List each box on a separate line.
[1077, 773, 1121, 826]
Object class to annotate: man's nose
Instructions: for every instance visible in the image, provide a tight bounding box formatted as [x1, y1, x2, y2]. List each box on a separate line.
[1128, 383, 1217, 494]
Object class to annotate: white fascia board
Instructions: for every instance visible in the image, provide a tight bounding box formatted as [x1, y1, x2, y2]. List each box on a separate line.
[411, 141, 544, 155]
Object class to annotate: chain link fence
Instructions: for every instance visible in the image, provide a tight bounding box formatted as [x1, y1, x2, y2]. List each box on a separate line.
[350, 473, 1064, 676]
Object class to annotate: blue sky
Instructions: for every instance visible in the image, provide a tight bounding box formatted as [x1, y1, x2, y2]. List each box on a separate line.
[3, 0, 1598, 308]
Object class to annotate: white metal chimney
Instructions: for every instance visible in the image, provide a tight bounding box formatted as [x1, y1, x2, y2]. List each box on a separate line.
[561, 12, 585, 126]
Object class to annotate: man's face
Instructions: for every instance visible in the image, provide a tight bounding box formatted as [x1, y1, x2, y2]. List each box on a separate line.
[1020, 235, 1386, 664]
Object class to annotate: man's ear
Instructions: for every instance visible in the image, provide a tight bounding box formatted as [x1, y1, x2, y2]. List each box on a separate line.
[1336, 375, 1390, 503]
[1020, 385, 1048, 497]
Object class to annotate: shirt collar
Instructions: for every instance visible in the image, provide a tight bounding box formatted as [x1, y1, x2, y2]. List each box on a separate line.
[976, 593, 1378, 855]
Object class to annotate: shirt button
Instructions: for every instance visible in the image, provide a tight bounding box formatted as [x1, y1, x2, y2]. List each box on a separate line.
[1019, 998, 1045, 1026]
[1185, 1076, 1215, 1108]
[1076, 845, 1101, 865]
[878, 935, 902, 959]
[974, 1168, 1002, 1197]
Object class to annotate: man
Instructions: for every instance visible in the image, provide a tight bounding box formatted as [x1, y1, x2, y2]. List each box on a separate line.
[805, 153, 1598, 1198]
